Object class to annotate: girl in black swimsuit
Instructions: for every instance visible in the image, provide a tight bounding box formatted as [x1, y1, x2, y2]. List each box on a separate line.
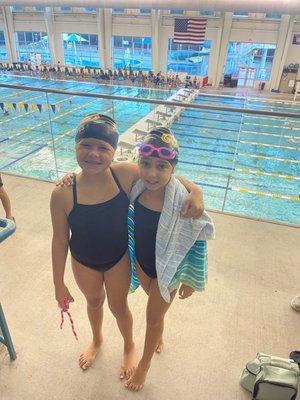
[51, 114, 204, 380]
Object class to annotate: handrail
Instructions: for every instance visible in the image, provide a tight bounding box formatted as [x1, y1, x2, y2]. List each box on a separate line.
[0, 82, 299, 119]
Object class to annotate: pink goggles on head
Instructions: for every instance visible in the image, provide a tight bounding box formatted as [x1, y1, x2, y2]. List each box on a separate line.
[139, 144, 176, 160]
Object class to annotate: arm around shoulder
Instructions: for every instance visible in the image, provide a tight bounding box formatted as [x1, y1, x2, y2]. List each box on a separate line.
[111, 162, 140, 194]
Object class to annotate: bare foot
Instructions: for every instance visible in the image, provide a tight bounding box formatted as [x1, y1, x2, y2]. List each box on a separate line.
[125, 362, 150, 391]
[79, 340, 102, 370]
[155, 338, 164, 354]
[120, 342, 136, 380]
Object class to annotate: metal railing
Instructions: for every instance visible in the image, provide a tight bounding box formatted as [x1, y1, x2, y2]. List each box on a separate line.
[0, 81, 299, 225]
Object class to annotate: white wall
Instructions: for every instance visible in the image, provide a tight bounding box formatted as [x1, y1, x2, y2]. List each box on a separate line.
[0, 8, 299, 89]
[285, 22, 300, 79]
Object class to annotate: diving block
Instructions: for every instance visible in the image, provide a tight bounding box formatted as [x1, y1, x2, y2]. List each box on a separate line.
[156, 110, 172, 120]
[132, 129, 149, 140]
[118, 140, 136, 154]
[165, 105, 176, 111]
[145, 119, 162, 129]
[178, 93, 189, 99]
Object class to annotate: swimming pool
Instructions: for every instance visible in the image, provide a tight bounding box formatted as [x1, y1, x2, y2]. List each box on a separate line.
[0, 75, 299, 225]
[175, 95, 300, 225]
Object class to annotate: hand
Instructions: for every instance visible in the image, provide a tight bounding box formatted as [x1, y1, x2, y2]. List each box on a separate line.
[180, 191, 204, 219]
[56, 172, 75, 187]
[178, 284, 195, 300]
[55, 283, 74, 309]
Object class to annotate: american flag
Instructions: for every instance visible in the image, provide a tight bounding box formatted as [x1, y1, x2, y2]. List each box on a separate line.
[174, 18, 207, 45]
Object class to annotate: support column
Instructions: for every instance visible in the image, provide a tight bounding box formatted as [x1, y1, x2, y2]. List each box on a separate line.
[96, 8, 105, 67]
[1, 6, 17, 62]
[103, 8, 112, 69]
[44, 7, 57, 64]
[151, 9, 162, 73]
[269, 15, 294, 90]
[211, 12, 232, 87]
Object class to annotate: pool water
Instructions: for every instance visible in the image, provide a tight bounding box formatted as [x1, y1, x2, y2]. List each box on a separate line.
[175, 96, 300, 225]
[0, 75, 299, 225]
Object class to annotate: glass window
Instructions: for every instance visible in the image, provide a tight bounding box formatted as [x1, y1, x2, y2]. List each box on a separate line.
[0, 31, 8, 60]
[60, 6, 72, 12]
[140, 9, 151, 14]
[113, 8, 125, 13]
[200, 10, 214, 16]
[11, 6, 22, 12]
[63, 33, 100, 67]
[15, 31, 51, 63]
[233, 11, 249, 17]
[225, 42, 276, 81]
[113, 35, 152, 71]
[35, 6, 45, 12]
[170, 9, 184, 15]
[84, 7, 96, 12]
[265, 12, 281, 19]
[167, 39, 211, 76]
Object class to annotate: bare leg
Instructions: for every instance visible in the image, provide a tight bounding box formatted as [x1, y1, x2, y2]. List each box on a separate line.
[135, 263, 164, 353]
[126, 278, 176, 391]
[104, 252, 136, 379]
[72, 258, 105, 370]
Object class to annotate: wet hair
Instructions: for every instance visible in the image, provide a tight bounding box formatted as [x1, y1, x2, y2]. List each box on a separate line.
[75, 113, 119, 149]
[140, 127, 179, 166]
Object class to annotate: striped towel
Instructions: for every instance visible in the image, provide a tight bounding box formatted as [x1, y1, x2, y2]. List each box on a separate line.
[129, 177, 215, 302]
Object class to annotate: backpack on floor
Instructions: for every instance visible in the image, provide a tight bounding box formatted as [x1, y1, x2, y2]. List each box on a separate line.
[240, 353, 300, 400]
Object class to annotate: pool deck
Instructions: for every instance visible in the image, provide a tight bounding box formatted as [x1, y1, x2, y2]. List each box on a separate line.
[0, 173, 299, 400]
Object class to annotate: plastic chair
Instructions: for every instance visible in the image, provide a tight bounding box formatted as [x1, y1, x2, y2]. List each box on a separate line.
[0, 218, 17, 360]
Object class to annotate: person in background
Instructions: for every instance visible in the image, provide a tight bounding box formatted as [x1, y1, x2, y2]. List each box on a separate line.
[0, 173, 14, 221]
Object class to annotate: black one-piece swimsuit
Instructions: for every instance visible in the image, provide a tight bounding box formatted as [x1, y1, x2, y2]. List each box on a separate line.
[68, 168, 129, 271]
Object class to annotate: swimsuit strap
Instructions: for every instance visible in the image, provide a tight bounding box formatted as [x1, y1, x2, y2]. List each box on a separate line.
[72, 175, 77, 205]
[110, 167, 124, 193]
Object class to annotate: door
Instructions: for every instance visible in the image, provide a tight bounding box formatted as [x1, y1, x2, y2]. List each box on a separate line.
[238, 67, 256, 87]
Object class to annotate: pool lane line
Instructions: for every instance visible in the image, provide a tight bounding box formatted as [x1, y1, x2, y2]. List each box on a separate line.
[242, 121, 300, 130]
[193, 180, 300, 202]
[235, 168, 300, 180]
[175, 121, 239, 132]
[180, 159, 300, 180]
[1, 144, 47, 170]
[185, 110, 300, 129]
[181, 114, 242, 125]
[240, 140, 299, 151]
[179, 144, 300, 163]
[10, 97, 96, 139]
[0, 80, 96, 124]
[174, 123, 298, 140]
[176, 131, 238, 143]
[0, 92, 77, 126]
[240, 130, 298, 139]
[186, 108, 300, 122]
[176, 128, 300, 146]
[20, 104, 114, 148]
[7, 93, 90, 137]
[239, 152, 300, 163]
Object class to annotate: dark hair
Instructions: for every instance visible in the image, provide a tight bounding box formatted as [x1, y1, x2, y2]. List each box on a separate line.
[75, 114, 119, 149]
[141, 127, 179, 165]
